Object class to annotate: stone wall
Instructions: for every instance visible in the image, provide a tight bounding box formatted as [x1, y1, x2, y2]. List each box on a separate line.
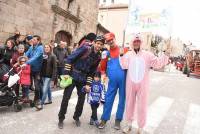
[0, 0, 98, 45]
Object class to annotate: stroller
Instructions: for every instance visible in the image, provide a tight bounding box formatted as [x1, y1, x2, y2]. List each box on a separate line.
[0, 64, 34, 112]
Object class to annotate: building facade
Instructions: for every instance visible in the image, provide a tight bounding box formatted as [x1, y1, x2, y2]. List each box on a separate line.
[0, 0, 99, 45]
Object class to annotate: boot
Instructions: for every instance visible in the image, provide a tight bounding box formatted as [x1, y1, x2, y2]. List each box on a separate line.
[114, 119, 121, 130]
[98, 120, 106, 129]
[94, 120, 99, 127]
[58, 120, 64, 129]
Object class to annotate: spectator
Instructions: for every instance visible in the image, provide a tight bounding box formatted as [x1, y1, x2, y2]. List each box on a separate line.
[25, 35, 43, 109]
[0, 39, 16, 67]
[37, 44, 57, 110]
[53, 41, 68, 87]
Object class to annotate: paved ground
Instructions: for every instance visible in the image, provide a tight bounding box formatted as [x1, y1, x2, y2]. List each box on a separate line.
[0, 65, 200, 134]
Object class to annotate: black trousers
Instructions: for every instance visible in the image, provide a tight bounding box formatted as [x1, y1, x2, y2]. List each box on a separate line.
[58, 80, 86, 121]
[91, 104, 99, 120]
[31, 72, 42, 102]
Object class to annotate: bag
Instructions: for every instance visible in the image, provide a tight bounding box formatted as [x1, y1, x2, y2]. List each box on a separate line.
[8, 74, 20, 87]
[59, 75, 73, 89]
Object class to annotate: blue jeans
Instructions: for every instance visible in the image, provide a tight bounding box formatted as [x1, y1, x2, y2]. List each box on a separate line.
[22, 85, 30, 98]
[41, 77, 52, 105]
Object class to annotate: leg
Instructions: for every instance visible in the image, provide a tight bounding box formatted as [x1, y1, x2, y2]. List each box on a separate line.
[32, 72, 42, 102]
[116, 77, 126, 121]
[41, 77, 51, 105]
[47, 81, 52, 102]
[58, 81, 75, 121]
[73, 81, 86, 120]
[101, 80, 118, 121]
[91, 104, 99, 120]
[137, 84, 148, 128]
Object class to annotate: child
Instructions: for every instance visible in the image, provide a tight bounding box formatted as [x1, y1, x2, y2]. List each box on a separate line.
[17, 56, 31, 101]
[82, 71, 105, 127]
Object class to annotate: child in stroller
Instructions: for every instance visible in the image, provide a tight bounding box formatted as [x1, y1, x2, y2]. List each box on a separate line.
[0, 63, 22, 112]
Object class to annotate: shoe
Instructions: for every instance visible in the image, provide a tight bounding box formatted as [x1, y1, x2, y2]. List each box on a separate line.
[94, 120, 99, 127]
[35, 104, 43, 111]
[98, 120, 106, 129]
[75, 119, 81, 127]
[44, 101, 52, 105]
[58, 121, 64, 129]
[89, 118, 94, 125]
[114, 119, 121, 130]
[123, 126, 132, 134]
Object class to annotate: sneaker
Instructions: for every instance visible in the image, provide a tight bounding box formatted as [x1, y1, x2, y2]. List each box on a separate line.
[123, 126, 132, 134]
[75, 119, 81, 127]
[114, 119, 121, 130]
[94, 120, 99, 127]
[89, 118, 94, 125]
[35, 104, 43, 111]
[58, 121, 64, 129]
[98, 120, 106, 129]
[44, 101, 52, 105]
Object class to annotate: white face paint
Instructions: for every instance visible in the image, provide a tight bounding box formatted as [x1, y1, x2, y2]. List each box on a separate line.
[128, 57, 145, 83]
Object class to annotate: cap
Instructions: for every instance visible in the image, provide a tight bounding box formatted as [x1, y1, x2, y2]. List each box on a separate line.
[104, 32, 115, 41]
[95, 35, 105, 44]
[26, 35, 33, 41]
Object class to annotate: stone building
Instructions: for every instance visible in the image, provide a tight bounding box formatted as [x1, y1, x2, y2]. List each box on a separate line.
[0, 0, 100, 45]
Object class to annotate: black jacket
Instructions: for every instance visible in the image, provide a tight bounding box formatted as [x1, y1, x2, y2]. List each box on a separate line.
[0, 46, 15, 67]
[41, 53, 57, 79]
[53, 46, 68, 67]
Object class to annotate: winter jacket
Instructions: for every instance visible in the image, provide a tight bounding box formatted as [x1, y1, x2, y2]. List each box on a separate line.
[41, 53, 57, 79]
[25, 44, 43, 72]
[53, 46, 68, 67]
[18, 65, 31, 86]
[0, 46, 15, 67]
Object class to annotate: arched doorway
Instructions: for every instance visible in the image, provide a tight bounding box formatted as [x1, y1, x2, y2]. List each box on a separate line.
[55, 30, 72, 45]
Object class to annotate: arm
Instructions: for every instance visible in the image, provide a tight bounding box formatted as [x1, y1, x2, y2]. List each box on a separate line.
[26, 46, 43, 65]
[52, 55, 57, 79]
[119, 52, 130, 69]
[149, 52, 169, 69]
[99, 50, 108, 74]
[64, 45, 88, 75]
[100, 84, 105, 103]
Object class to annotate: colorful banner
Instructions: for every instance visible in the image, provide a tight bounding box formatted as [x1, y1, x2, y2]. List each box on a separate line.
[126, 0, 173, 37]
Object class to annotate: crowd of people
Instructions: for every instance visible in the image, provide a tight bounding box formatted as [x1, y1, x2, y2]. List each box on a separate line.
[0, 31, 171, 134]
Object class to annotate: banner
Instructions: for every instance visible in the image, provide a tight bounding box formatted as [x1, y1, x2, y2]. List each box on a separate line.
[126, 0, 173, 37]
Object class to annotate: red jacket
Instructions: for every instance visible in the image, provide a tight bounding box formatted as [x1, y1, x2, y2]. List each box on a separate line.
[18, 65, 31, 86]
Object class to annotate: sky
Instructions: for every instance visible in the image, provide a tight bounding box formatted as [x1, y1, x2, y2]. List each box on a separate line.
[122, 0, 200, 47]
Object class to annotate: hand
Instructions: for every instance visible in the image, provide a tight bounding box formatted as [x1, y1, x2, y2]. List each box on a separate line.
[21, 63, 27, 68]
[63, 75, 69, 80]
[13, 63, 19, 67]
[101, 74, 107, 83]
[85, 85, 91, 93]
[164, 49, 171, 57]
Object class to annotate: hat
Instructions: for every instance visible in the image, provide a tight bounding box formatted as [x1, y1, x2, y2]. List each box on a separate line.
[104, 32, 115, 41]
[85, 33, 96, 42]
[95, 35, 105, 44]
[94, 71, 101, 78]
[26, 35, 33, 41]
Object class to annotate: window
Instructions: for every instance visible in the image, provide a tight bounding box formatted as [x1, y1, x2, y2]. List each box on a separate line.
[103, 0, 106, 3]
[111, 0, 114, 3]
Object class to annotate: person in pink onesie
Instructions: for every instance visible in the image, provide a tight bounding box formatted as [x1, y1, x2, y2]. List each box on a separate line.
[120, 34, 170, 134]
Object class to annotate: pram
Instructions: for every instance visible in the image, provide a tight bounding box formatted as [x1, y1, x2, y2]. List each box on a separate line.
[0, 64, 34, 112]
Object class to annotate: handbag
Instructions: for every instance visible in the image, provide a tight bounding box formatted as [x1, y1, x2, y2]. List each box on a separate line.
[59, 75, 73, 89]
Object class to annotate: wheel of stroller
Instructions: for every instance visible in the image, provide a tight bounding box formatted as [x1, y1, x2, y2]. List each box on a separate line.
[29, 100, 35, 107]
[14, 104, 22, 112]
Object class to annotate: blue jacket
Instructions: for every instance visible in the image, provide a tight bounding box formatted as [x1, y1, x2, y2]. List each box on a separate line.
[82, 80, 105, 105]
[26, 44, 43, 72]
